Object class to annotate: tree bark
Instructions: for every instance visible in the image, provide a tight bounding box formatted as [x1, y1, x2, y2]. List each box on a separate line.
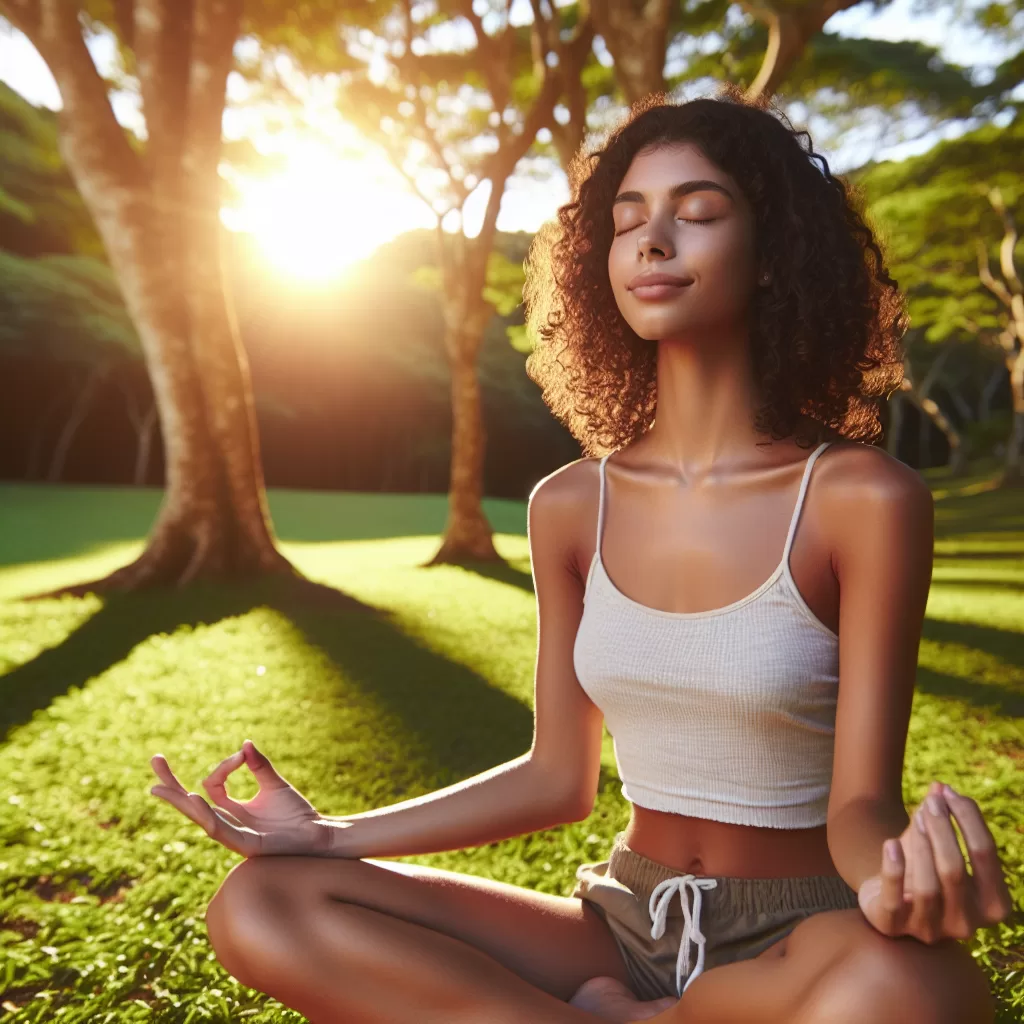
[742, 0, 860, 101]
[6, 0, 293, 590]
[590, 0, 671, 105]
[428, 298, 500, 565]
[408, 3, 565, 565]
[131, 403, 158, 486]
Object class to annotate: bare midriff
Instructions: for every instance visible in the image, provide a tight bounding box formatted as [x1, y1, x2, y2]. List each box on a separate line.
[623, 804, 839, 879]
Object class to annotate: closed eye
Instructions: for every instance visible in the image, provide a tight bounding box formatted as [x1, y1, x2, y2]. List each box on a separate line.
[614, 218, 715, 237]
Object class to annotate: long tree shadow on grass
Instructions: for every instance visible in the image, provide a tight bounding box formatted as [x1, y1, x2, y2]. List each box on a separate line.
[922, 617, 1024, 671]
[450, 559, 535, 595]
[1, 576, 542, 788]
[918, 618, 1024, 717]
[0, 579, 371, 742]
[281, 598, 536, 785]
[915, 666, 1024, 718]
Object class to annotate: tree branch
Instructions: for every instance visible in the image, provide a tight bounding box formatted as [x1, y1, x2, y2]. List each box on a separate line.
[27, 0, 145, 198]
[977, 237, 1013, 308]
[987, 188, 1022, 300]
[182, 0, 242, 191]
[398, 0, 470, 206]
[743, 0, 860, 100]
[0, 0, 40, 36]
[451, 0, 509, 112]
[134, 0, 192, 188]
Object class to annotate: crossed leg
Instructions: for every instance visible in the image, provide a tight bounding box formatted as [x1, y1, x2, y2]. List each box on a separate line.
[204, 854, 996, 1024]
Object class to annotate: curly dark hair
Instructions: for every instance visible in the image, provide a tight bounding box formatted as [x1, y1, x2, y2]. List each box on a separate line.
[523, 84, 907, 457]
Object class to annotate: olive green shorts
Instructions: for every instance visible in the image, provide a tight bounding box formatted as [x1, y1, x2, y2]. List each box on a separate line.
[571, 831, 860, 1001]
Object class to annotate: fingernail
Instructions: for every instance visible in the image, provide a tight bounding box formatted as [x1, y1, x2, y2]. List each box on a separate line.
[927, 794, 943, 815]
[915, 809, 927, 833]
[885, 840, 899, 862]
[943, 784, 957, 799]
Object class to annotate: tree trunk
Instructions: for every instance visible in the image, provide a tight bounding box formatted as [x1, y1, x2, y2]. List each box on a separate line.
[428, 318, 500, 565]
[979, 364, 1004, 420]
[947, 383, 974, 425]
[1003, 346, 1024, 486]
[11, 0, 293, 590]
[590, 0, 671, 105]
[133, 404, 158, 486]
[900, 380, 969, 476]
[66, 191, 289, 586]
[743, 0, 861, 101]
[47, 364, 107, 482]
[26, 386, 72, 480]
[885, 392, 904, 458]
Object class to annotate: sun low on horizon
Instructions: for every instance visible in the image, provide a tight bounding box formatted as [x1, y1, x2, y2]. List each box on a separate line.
[223, 140, 435, 283]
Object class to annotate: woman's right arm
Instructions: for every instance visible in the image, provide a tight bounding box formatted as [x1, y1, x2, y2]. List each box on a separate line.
[320, 462, 607, 860]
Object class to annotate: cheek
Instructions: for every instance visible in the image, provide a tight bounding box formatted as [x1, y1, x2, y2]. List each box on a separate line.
[695, 228, 754, 274]
[607, 241, 634, 302]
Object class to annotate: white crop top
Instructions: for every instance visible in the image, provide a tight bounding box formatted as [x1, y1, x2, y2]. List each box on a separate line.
[573, 441, 840, 829]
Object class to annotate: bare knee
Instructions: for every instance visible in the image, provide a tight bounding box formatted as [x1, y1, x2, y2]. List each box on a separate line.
[802, 934, 994, 1024]
[205, 858, 288, 988]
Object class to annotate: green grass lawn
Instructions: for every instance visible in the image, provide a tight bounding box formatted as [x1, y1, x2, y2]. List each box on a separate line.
[0, 473, 1021, 1023]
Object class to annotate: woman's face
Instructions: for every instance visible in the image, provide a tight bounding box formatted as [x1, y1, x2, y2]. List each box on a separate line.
[606, 142, 758, 343]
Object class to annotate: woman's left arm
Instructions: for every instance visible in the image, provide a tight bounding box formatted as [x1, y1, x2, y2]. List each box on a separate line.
[823, 447, 1013, 944]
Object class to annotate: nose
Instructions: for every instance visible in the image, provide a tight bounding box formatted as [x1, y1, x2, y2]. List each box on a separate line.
[636, 231, 675, 261]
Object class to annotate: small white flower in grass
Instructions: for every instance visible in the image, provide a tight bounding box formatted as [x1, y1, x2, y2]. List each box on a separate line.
[256, 665, 266, 676]
[7, 795, 20, 804]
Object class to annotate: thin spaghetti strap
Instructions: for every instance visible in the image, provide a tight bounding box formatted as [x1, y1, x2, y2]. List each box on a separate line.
[583, 455, 611, 596]
[781, 441, 832, 565]
[596, 454, 610, 555]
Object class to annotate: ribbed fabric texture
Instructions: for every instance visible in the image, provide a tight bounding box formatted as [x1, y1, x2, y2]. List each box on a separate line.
[573, 441, 840, 829]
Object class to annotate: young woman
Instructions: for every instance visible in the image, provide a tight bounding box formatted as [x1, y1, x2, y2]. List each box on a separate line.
[150, 88, 1013, 1024]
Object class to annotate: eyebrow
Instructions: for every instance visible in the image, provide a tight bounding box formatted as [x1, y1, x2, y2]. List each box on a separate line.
[612, 179, 734, 206]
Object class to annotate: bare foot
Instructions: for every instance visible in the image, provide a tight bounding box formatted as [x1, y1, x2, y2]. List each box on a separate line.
[569, 976, 678, 1022]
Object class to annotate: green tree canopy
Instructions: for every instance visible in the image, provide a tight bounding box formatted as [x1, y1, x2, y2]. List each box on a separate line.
[0, 83, 102, 257]
[857, 111, 1024, 346]
[0, 250, 138, 364]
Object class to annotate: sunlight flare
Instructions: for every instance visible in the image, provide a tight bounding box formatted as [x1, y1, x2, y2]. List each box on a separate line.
[226, 141, 430, 281]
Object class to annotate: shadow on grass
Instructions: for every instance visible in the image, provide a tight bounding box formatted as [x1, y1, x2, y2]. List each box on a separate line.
[284, 601, 536, 783]
[929, 579, 1024, 595]
[934, 550, 1024, 561]
[922, 618, 1024, 671]
[915, 666, 1024, 718]
[1, 584, 259, 741]
[448, 560, 535, 595]
[917, 618, 1024, 717]
[0, 576, 537, 785]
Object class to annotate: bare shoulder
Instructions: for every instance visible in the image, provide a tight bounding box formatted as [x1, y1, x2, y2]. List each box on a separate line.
[815, 440, 934, 552]
[817, 440, 933, 508]
[528, 457, 602, 576]
[528, 456, 600, 522]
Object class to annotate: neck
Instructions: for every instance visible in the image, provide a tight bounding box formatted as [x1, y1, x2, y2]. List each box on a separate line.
[644, 323, 767, 473]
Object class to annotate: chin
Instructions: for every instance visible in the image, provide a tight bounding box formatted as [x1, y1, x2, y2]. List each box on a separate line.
[627, 316, 697, 342]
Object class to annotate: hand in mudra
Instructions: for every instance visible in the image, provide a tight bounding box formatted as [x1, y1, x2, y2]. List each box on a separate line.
[149, 739, 332, 858]
[857, 781, 1012, 945]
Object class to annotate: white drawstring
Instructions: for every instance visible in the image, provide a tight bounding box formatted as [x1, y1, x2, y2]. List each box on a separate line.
[648, 875, 719, 997]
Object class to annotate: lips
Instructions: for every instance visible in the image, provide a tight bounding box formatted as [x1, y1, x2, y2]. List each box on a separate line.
[627, 271, 693, 291]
